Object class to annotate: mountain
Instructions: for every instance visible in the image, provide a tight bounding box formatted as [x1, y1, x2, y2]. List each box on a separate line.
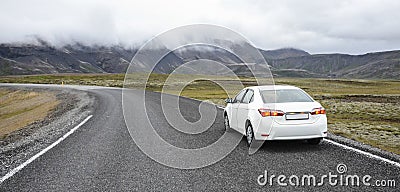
[0, 44, 134, 75]
[268, 51, 400, 79]
[0, 42, 399, 79]
[259, 48, 310, 60]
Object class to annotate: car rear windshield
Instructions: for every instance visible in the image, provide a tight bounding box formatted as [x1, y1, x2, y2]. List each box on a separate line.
[260, 89, 313, 103]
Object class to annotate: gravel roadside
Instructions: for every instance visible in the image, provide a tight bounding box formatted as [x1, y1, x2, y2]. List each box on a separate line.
[0, 86, 95, 176]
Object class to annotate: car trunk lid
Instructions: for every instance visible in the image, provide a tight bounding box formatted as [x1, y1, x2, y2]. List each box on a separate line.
[263, 102, 322, 125]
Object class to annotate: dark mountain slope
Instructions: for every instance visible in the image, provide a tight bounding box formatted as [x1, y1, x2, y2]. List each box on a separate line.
[0, 42, 399, 79]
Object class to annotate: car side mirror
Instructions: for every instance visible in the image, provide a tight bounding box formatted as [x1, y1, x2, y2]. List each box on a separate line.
[225, 98, 233, 103]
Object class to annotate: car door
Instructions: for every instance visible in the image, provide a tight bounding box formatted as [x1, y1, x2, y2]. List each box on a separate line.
[231, 89, 247, 130]
[237, 89, 254, 134]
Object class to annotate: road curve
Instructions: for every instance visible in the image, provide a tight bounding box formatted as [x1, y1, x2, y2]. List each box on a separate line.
[0, 85, 399, 191]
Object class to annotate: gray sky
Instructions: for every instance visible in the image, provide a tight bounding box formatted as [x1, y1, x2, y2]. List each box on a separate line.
[1, 0, 399, 54]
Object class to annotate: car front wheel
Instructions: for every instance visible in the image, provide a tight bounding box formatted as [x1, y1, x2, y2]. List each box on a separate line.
[246, 124, 254, 147]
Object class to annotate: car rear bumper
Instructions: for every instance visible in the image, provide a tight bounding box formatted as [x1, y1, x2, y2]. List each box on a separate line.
[254, 115, 328, 140]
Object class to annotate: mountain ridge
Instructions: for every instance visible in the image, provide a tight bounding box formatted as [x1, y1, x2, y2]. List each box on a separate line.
[0, 42, 399, 79]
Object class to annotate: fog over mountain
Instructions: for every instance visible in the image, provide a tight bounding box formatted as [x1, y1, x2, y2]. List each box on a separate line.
[1, 41, 399, 79]
[1, 0, 400, 54]
[1, 1, 399, 78]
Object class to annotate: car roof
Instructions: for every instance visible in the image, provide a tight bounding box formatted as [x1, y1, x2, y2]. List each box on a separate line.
[246, 85, 300, 91]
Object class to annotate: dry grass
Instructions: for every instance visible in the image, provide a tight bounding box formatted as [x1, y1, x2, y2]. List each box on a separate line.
[0, 73, 125, 87]
[320, 97, 400, 154]
[0, 88, 59, 138]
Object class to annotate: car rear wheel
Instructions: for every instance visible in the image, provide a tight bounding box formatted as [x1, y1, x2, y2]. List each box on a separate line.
[224, 115, 230, 131]
[246, 124, 254, 147]
[307, 138, 322, 145]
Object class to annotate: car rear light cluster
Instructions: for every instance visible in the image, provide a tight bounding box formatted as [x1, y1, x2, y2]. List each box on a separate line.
[258, 108, 284, 117]
[310, 107, 326, 115]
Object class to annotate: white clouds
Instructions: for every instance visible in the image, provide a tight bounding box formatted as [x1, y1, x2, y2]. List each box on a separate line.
[0, 0, 399, 54]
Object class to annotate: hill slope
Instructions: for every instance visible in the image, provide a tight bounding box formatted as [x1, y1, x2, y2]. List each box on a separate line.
[268, 51, 400, 79]
[0, 43, 399, 79]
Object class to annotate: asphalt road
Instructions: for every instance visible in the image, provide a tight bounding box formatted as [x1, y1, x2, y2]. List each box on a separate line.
[1, 86, 399, 191]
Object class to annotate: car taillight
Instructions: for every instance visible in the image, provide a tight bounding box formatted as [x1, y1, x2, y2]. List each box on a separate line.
[258, 108, 285, 117]
[310, 107, 326, 115]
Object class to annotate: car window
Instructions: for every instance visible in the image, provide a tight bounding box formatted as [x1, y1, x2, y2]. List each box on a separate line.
[233, 89, 247, 103]
[242, 89, 254, 104]
[260, 89, 313, 103]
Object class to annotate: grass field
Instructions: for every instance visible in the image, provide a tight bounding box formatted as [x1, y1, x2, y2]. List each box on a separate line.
[0, 88, 59, 138]
[1, 73, 399, 154]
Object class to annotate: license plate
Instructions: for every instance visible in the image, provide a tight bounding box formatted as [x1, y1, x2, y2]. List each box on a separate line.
[285, 113, 309, 120]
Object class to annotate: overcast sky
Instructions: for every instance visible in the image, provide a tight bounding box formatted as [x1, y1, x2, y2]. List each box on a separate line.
[1, 0, 399, 54]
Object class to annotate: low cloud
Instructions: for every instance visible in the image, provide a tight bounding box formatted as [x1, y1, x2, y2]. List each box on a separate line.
[1, 0, 399, 54]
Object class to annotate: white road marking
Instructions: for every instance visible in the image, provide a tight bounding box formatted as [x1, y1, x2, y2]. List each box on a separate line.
[0, 115, 93, 183]
[325, 139, 400, 168]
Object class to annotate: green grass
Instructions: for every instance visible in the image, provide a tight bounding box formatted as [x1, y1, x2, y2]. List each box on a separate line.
[1, 73, 399, 154]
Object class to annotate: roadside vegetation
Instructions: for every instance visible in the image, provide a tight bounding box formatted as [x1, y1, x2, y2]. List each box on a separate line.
[0, 88, 59, 139]
[0, 73, 399, 154]
[0, 74, 125, 87]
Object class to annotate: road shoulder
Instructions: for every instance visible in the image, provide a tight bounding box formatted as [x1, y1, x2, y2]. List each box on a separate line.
[0, 86, 95, 176]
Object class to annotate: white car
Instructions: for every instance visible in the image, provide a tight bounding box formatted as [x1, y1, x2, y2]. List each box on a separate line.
[224, 85, 327, 146]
